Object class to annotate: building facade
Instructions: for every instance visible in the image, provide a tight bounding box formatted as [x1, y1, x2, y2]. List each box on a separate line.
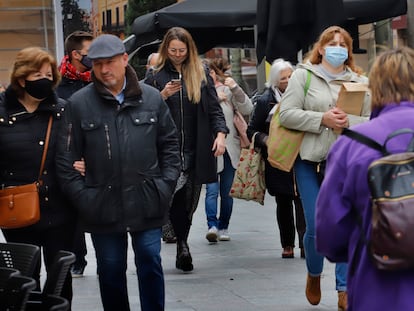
[91, 0, 127, 39]
[0, 0, 63, 84]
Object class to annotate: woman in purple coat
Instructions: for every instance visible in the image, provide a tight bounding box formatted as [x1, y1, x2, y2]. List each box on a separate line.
[316, 47, 414, 311]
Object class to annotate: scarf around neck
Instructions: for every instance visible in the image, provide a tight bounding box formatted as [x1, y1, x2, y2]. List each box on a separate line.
[59, 55, 92, 82]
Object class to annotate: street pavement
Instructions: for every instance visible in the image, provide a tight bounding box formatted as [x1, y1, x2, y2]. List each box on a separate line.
[2, 187, 340, 310]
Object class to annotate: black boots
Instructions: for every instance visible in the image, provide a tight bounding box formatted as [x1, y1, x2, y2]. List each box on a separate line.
[176, 240, 193, 272]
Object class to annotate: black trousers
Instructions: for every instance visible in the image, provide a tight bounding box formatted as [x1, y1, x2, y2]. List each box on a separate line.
[275, 194, 306, 248]
[2, 222, 75, 306]
[169, 177, 202, 242]
[72, 219, 87, 267]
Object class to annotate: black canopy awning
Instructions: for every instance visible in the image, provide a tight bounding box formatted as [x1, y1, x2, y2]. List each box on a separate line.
[129, 0, 407, 62]
[130, 0, 256, 56]
[256, 0, 408, 63]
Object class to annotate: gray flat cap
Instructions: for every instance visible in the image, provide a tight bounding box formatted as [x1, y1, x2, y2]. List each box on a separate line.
[88, 34, 126, 60]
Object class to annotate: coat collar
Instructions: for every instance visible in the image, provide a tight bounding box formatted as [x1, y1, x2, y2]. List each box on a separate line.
[0, 87, 60, 124]
[371, 101, 414, 119]
[91, 64, 142, 105]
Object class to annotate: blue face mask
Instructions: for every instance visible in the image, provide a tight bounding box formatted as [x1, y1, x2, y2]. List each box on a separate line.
[324, 46, 348, 68]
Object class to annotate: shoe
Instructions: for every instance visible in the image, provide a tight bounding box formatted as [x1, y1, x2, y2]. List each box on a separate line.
[71, 263, 86, 278]
[300, 247, 306, 259]
[282, 246, 294, 258]
[218, 229, 230, 241]
[176, 240, 193, 272]
[338, 291, 347, 311]
[163, 236, 177, 243]
[305, 274, 321, 305]
[206, 226, 218, 243]
[162, 221, 177, 243]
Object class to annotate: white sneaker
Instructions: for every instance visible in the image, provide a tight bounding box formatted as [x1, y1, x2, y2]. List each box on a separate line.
[206, 226, 218, 243]
[218, 229, 230, 241]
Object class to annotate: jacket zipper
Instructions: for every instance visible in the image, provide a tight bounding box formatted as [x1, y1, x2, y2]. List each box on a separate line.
[104, 124, 112, 159]
[179, 82, 185, 166]
[66, 123, 72, 152]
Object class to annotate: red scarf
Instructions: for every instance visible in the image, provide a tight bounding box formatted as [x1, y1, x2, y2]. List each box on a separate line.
[59, 55, 92, 82]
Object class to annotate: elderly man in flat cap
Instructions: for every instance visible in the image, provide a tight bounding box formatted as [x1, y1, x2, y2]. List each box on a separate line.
[56, 34, 180, 311]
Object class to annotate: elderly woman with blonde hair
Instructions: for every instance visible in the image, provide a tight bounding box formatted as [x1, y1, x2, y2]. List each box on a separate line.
[247, 58, 306, 260]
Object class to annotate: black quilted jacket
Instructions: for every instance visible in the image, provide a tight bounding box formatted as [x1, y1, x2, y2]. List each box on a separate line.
[0, 88, 75, 229]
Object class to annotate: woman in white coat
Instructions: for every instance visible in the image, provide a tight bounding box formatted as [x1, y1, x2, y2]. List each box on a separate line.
[204, 58, 253, 242]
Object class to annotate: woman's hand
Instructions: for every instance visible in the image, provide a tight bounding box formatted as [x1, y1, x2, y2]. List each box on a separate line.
[217, 90, 227, 102]
[224, 77, 237, 89]
[212, 132, 226, 157]
[160, 81, 182, 100]
[73, 158, 85, 176]
[321, 107, 349, 130]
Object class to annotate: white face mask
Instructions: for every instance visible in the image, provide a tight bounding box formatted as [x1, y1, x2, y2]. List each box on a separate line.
[324, 46, 348, 68]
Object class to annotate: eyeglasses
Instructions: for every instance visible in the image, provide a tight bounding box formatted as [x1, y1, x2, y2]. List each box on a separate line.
[168, 48, 187, 55]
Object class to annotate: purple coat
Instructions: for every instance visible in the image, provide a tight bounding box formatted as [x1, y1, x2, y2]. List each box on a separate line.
[316, 102, 414, 311]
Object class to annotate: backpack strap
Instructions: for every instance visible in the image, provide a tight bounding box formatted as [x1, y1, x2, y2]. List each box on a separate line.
[343, 128, 414, 155]
[342, 128, 385, 155]
[342, 128, 383, 276]
[384, 128, 414, 152]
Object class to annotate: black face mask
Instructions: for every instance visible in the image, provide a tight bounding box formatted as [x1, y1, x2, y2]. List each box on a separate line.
[24, 78, 53, 100]
[80, 55, 92, 70]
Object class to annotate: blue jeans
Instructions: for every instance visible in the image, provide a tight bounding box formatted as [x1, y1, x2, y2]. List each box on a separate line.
[91, 228, 164, 311]
[294, 158, 347, 292]
[205, 152, 235, 230]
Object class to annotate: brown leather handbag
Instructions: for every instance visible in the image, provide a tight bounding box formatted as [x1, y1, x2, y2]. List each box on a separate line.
[0, 116, 52, 229]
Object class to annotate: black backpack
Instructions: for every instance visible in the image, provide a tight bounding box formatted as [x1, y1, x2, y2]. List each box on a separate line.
[342, 128, 414, 271]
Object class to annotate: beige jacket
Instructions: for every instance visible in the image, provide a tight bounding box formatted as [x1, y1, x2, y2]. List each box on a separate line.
[279, 62, 371, 162]
[216, 84, 253, 171]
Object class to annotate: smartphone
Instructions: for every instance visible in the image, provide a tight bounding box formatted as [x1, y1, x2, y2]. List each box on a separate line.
[171, 79, 181, 85]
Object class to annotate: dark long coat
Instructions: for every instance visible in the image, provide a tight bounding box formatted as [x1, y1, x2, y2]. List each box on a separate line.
[145, 61, 228, 184]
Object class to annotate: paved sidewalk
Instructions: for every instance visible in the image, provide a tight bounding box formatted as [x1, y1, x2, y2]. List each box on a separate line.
[71, 188, 339, 311]
[2, 188, 340, 310]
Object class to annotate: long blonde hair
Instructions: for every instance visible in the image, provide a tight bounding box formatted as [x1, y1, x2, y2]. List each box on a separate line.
[369, 47, 414, 110]
[157, 27, 206, 103]
[305, 25, 362, 74]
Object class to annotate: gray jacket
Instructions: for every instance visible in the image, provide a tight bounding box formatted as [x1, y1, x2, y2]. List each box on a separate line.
[279, 62, 370, 162]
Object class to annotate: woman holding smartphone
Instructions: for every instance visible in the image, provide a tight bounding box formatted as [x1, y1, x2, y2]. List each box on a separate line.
[145, 27, 228, 272]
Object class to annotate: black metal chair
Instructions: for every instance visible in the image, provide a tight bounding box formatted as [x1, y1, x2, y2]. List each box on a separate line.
[42, 250, 75, 297]
[25, 294, 69, 311]
[3, 275, 37, 311]
[0, 267, 36, 311]
[0, 242, 40, 277]
[0, 266, 20, 289]
[26, 250, 75, 309]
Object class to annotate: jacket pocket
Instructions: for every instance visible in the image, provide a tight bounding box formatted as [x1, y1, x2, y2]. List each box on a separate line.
[78, 184, 118, 225]
[133, 177, 172, 220]
[153, 177, 174, 210]
[80, 119, 112, 160]
[129, 112, 158, 142]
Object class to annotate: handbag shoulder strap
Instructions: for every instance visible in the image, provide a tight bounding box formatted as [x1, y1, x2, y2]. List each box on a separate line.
[38, 116, 53, 182]
[304, 70, 311, 96]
